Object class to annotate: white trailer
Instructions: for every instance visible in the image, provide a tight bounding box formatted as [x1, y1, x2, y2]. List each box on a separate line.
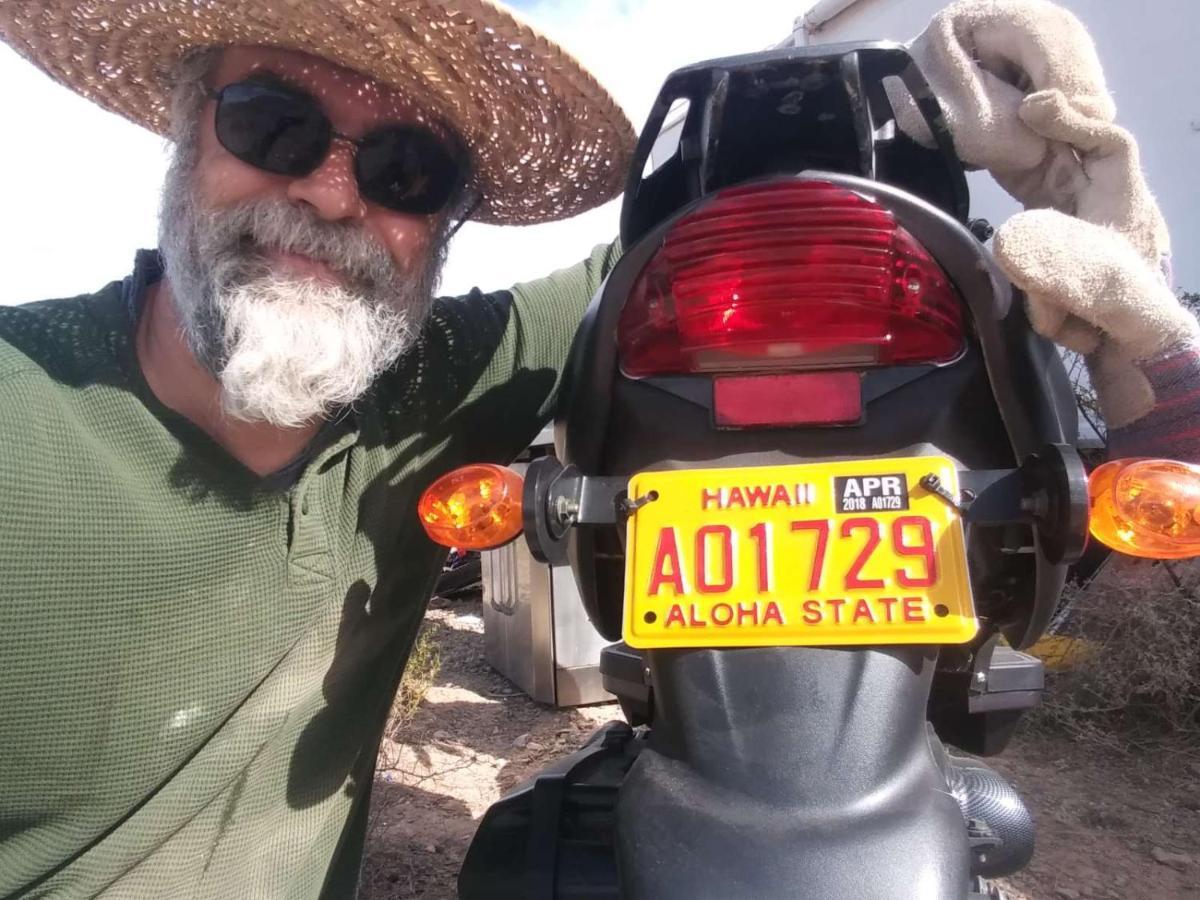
[794, 0, 1200, 294]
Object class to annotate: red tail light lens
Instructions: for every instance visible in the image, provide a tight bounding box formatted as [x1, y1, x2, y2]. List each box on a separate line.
[617, 180, 965, 377]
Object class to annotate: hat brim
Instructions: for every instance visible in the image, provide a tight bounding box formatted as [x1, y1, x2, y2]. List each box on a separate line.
[0, 0, 636, 225]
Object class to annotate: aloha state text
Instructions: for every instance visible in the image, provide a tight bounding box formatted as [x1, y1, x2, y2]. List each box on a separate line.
[657, 596, 933, 629]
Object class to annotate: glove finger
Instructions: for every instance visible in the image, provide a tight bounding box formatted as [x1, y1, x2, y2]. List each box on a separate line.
[1018, 89, 1134, 159]
[994, 210, 1198, 359]
[1055, 315, 1103, 355]
[1087, 341, 1156, 428]
[1024, 290, 1069, 338]
[963, 0, 1113, 115]
[992, 143, 1089, 214]
[1018, 90, 1169, 266]
[1025, 291, 1102, 353]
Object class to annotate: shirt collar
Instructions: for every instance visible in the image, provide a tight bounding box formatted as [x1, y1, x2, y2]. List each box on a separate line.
[123, 248, 166, 326]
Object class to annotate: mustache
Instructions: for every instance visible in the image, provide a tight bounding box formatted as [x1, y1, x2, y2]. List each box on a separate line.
[195, 197, 401, 295]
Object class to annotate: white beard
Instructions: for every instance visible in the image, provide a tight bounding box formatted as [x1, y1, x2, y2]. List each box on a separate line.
[214, 274, 414, 429]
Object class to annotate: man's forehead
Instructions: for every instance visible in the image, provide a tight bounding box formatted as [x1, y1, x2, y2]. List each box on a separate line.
[212, 46, 437, 131]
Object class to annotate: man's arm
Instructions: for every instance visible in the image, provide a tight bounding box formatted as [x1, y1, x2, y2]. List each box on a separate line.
[1107, 347, 1200, 462]
[470, 238, 623, 421]
[374, 239, 621, 466]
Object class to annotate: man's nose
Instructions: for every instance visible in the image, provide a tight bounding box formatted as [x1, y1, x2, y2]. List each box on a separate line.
[285, 139, 367, 222]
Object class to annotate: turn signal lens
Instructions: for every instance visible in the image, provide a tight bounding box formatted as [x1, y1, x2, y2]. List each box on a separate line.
[1088, 458, 1200, 559]
[418, 464, 524, 550]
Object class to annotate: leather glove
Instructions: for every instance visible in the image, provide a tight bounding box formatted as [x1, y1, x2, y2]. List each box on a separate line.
[894, 0, 1199, 429]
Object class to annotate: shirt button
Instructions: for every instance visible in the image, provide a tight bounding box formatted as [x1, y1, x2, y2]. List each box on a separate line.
[301, 497, 310, 516]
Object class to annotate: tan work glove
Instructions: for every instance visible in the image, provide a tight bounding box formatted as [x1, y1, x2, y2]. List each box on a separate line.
[895, 0, 1198, 428]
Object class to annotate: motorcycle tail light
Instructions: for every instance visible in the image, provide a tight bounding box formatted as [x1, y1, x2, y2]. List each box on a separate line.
[1088, 458, 1200, 559]
[617, 180, 965, 377]
[418, 464, 524, 550]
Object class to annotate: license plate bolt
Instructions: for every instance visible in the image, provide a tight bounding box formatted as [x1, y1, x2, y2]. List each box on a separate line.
[620, 490, 660, 517]
[920, 473, 973, 513]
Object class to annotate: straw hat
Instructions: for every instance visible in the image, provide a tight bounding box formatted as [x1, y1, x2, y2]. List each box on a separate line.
[0, 1, 636, 225]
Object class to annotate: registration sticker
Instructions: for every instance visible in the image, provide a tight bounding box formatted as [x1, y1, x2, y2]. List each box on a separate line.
[622, 457, 977, 649]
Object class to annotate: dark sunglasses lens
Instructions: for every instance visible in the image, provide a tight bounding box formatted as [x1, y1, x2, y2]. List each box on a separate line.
[214, 82, 331, 177]
[355, 127, 460, 215]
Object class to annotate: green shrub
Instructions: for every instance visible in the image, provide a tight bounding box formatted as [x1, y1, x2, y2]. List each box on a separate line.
[387, 626, 442, 739]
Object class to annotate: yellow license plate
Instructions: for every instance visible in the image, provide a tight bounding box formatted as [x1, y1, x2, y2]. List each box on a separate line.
[622, 457, 977, 649]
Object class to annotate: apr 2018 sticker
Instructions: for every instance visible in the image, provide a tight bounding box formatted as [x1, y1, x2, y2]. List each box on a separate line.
[834, 473, 910, 513]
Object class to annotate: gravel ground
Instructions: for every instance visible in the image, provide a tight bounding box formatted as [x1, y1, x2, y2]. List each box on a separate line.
[360, 597, 1200, 900]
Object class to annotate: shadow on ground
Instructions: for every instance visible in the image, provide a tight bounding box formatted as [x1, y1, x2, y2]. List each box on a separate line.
[360, 596, 619, 900]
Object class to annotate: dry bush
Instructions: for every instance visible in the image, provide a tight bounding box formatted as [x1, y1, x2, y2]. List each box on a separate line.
[386, 625, 442, 740]
[1032, 560, 1200, 752]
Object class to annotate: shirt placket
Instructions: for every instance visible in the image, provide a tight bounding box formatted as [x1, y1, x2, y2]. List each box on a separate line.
[286, 431, 357, 585]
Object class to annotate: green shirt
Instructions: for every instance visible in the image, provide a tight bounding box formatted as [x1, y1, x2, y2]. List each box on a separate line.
[0, 242, 620, 899]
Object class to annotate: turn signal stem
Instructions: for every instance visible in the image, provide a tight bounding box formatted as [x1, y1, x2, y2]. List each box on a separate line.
[418, 464, 525, 551]
[1087, 458, 1200, 559]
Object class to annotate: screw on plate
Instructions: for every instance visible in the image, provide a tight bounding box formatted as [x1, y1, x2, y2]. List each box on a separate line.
[920, 473, 971, 513]
[620, 491, 659, 517]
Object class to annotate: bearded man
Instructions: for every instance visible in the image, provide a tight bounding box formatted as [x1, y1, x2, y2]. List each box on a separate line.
[1, 1, 1198, 898]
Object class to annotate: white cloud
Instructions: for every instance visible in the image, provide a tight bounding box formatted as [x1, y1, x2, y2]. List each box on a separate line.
[0, 2, 809, 305]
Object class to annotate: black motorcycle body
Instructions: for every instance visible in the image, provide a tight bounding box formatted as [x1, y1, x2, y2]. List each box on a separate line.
[459, 42, 1088, 900]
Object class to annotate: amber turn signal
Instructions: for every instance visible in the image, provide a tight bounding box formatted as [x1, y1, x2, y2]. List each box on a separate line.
[1087, 458, 1200, 559]
[418, 464, 525, 551]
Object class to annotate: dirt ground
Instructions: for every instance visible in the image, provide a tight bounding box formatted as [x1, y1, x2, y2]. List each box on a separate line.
[360, 597, 1200, 900]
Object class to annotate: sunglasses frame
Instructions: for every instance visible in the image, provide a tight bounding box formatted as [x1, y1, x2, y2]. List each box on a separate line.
[205, 77, 470, 219]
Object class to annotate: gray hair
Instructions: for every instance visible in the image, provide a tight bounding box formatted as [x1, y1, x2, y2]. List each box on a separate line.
[163, 48, 220, 173]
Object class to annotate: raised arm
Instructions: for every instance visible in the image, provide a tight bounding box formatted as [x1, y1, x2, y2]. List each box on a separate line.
[901, 0, 1200, 463]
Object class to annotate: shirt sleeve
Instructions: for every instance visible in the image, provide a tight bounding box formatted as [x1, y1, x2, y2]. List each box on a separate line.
[1106, 343, 1200, 462]
[372, 239, 622, 466]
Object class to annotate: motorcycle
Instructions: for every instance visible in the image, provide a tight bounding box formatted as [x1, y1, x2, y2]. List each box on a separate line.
[436, 548, 483, 599]
[419, 41, 1108, 898]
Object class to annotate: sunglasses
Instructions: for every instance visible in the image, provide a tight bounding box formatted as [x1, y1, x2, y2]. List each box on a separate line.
[207, 79, 464, 216]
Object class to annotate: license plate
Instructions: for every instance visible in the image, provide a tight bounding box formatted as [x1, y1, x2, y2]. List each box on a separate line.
[622, 457, 977, 649]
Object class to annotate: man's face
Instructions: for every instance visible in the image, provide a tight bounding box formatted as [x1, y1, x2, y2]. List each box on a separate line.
[197, 47, 441, 279]
[159, 46, 459, 428]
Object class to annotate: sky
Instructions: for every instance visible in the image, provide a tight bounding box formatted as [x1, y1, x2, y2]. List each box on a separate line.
[0, 0, 816, 305]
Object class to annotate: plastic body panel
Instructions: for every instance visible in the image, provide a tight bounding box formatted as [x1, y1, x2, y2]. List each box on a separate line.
[458, 722, 639, 899]
[621, 42, 969, 242]
[616, 645, 970, 899]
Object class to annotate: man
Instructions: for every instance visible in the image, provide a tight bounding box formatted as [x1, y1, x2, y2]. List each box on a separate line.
[0, 1, 1196, 897]
[0, 6, 630, 897]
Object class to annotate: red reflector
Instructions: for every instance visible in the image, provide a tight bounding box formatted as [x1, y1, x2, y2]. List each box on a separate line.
[617, 180, 965, 377]
[714, 372, 862, 427]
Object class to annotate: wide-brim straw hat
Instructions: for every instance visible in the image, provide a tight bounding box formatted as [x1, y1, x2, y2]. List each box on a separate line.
[0, 1, 636, 225]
